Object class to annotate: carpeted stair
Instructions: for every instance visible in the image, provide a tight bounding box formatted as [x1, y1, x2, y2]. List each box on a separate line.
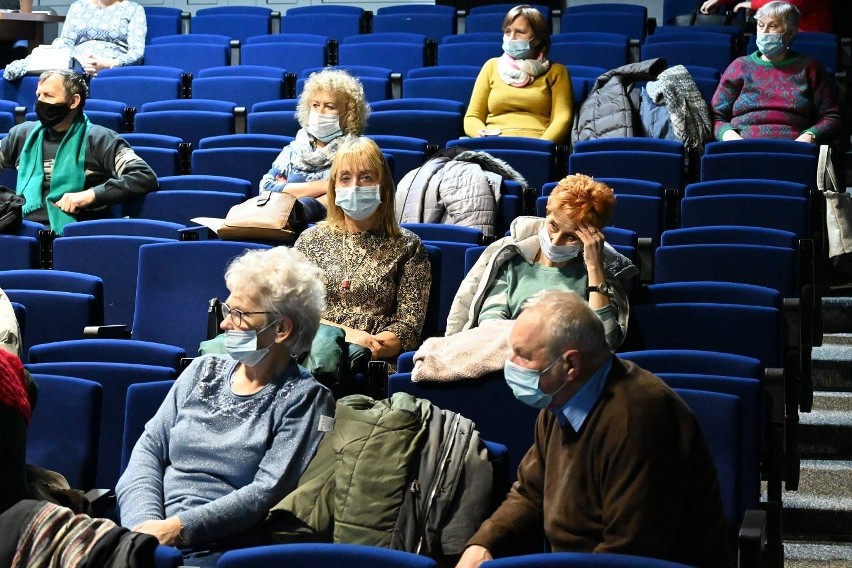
[783, 296, 852, 567]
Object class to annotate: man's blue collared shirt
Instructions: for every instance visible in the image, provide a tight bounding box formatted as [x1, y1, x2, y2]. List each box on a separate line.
[552, 358, 612, 432]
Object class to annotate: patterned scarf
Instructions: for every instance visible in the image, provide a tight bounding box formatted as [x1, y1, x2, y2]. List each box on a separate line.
[645, 65, 713, 149]
[0, 350, 31, 425]
[288, 129, 348, 178]
[497, 52, 551, 87]
[17, 113, 91, 235]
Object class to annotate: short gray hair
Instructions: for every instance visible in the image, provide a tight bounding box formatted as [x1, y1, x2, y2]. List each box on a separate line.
[521, 290, 610, 362]
[296, 68, 370, 135]
[755, 1, 800, 32]
[39, 68, 88, 106]
[224, 247, 325, 355]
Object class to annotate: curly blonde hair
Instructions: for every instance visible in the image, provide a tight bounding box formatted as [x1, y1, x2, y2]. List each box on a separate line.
[296, 68, 370, 135]
[547, 173, 615, 229]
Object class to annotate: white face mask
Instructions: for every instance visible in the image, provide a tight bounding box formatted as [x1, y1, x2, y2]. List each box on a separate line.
[224, 319, 278, 367]
[307, 111, 342, 143]
[538, 226, 582, 263]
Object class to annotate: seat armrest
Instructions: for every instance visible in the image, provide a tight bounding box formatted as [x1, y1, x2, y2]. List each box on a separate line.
[84, 324, 131, 339]
[739, 508, 767, 568]
[84, 488, 116, 518]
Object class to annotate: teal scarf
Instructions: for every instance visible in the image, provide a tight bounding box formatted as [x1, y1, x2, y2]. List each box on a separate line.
[18, 113, 90, 235]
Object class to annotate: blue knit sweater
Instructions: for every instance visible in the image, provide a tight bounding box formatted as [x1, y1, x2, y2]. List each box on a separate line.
[116, 355, 334, 546]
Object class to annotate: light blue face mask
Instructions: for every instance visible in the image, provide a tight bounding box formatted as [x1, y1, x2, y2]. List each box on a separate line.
[504, 356, 568, 409]
[538, 226, 582, 264]
[224, 319, 278, 367]
[335, 185, 382, 221]
[756, 32, 786, 58]
[502, 37, 533, 59]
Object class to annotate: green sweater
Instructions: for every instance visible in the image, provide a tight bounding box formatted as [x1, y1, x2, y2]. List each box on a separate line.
[477, 256, 619, 347]
[468, 357, 734, 567]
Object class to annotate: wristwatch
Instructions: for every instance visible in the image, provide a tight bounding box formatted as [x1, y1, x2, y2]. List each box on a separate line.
[586, 281, 611, 296]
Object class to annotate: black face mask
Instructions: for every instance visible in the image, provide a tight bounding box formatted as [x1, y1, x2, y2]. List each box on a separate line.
[35, 100, 73, 129]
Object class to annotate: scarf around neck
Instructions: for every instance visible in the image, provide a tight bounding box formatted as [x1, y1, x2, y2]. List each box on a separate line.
[18, 113, 90, 235]
[497, 52, 551, 87]
[288, 129, 347, 175]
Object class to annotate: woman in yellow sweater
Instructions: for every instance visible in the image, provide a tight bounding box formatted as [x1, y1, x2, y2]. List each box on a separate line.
[463, 5, 573, 144]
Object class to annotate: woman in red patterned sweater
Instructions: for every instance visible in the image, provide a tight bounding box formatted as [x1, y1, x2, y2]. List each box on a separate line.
[709, 1, 841, 143]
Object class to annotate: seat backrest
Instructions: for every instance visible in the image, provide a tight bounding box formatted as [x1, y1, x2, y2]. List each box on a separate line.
[218, 543, 438, 568]
[53, 235, 172, 326]
[7, 291, 100, 361]
[130, 190, 244, 227]
[122, 380, 176, 473]
[655, 243, 798, 296]
[700, 152, 818, 189]
[481, 551, 695, 567]
[122, 132, 183, 149]
[403, 75, 477, 107]
[190, 147, 281, 195]
[27, 374, 102, 490]
[247, 111, 301, 138]
[134, 110, 235, 149]
[29, 338, 186, 368]
[372, 12, 455, 41]
[192, 76, 285, 109]
[132, 241, 271, 353]
[150, 33, 230, 46]
[0, 235, 38, 270]
[420, 239, 480, 336]
[88, 76, 182, 109]
[673, 388, 742, 527]
[569, 151, 684, 191]
[680, 194, 810, 239]
[549, 41, 630, 71]
[659, 226, 798, 248]
[563, 11, 646, 40]
[684, 179, 809, 199]
[157, 174, 252, 197]
[280, 13, 363, 41]
[630, 302, 783, 368]
[62, 218, 187, 239]
[339, 42, 427, 77]
[128, 146, 181, 177]
[366, 110, 462, 148]
[438, 42, 500, 66]
[638, 281, 781, 308]
[241, 42, 328, 77]
[190, 13, 271, 43]
[143, 42, 230, 75]
[372, 97, 466, 114]
[26, 362, 176, 489]
[618, 349, 763, 379]
[198, 133, 293, 150]
[641, 41, 734, 72]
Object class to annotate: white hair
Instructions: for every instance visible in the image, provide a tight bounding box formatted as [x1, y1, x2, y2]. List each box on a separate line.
[224, 247, 325, 355]
[521, 289, 610, 362]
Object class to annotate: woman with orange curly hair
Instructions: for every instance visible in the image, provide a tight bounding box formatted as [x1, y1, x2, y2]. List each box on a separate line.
[446, 174, 638, 349]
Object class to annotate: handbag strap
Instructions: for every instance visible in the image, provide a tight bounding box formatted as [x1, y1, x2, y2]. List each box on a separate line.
[818, 144, 839, 193]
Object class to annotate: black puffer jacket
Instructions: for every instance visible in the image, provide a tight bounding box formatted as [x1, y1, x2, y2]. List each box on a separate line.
[572, 58, 668, 144]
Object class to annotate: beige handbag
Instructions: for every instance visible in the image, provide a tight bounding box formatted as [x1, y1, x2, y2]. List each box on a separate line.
[217, 191, 307, 242]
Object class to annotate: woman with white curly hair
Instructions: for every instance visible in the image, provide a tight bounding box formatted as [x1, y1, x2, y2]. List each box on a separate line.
[259, 68, 370, 222]
[116, 246, 335, 566]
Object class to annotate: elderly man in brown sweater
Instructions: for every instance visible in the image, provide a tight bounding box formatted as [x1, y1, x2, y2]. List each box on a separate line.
[457, 289, 734, 568]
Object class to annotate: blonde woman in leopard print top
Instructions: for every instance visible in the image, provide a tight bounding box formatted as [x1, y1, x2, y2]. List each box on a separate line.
[295, 137, 431, 362]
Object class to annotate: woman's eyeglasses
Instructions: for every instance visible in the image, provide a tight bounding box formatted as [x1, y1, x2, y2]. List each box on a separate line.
[219, 302, 273, 327]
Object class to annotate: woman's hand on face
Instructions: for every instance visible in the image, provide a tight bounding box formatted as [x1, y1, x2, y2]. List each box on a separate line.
[575, 222, 605, 271]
